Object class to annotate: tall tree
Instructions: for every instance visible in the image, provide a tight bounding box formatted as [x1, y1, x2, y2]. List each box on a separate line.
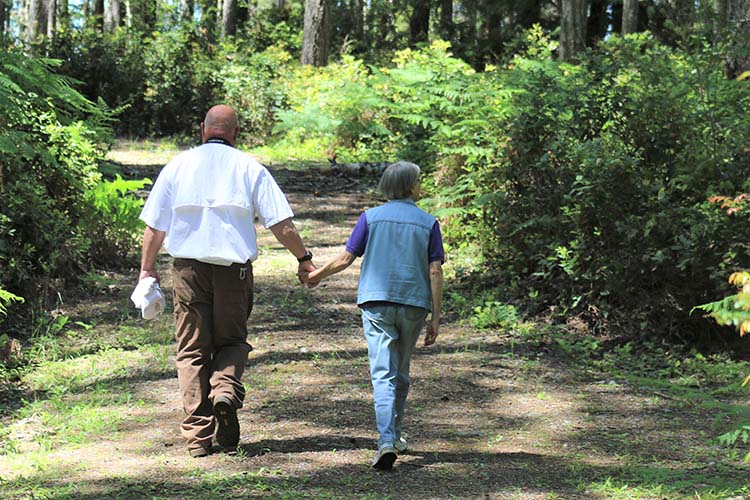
[105, 0, 124, 31]
[46, 0, 57, 39]
[180, 0, 194, 22]
[141, 0, 156, 32]
[409, 0, 430, 45]
[93, 0, 104, 31]
[559, 0, 588, 61]
[439, 0, 453, 41]
[587, 0, 609, 45]
[301, 0, 329, 66]
[25, 0, 45, 44]
[622, 0, 638, 33]
[721, 0, 750, 77]
[0, 0, 6, 39]
[199, 0, 217, 40]
[350, 0, 364, 42]
[222, 0, 237, 37]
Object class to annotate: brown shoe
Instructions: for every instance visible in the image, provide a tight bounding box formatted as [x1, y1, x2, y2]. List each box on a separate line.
[189, 446, 209, 458]
[213, 396, 240, 448]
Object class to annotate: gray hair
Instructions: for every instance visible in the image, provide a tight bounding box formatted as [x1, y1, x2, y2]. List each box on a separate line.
[378, 161, 421, 200]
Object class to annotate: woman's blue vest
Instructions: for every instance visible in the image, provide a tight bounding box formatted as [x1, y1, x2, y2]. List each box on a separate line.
[357, 199, 436, 311]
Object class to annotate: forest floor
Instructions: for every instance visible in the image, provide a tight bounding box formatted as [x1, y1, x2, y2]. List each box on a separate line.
[1, 142, 750, 499]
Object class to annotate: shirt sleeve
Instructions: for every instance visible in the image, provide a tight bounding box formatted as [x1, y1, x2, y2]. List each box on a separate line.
[345, 212, 368, 257]
[252, 166, 294, 228]
[139, 164, 173, 232]
[428, 220, 445, 263]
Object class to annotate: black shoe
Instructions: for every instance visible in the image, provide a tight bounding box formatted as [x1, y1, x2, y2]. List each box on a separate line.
[213, 397, 240, 448]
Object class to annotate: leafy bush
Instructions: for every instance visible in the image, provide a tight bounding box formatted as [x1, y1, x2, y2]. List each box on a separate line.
[217, 44, 292, 146]
[49, 26, 149, 137]
[0, 288, 23, 318]
[0, 50, 113, 310]
[82, 175, 152, 264]
[435, 32, 750, 337]
[143, 27, 219, 136]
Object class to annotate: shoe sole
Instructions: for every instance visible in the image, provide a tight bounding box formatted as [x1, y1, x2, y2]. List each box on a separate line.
[214, 400, 240, 448]
[189, 447, 209, 458]
[372, 451, 397, 470]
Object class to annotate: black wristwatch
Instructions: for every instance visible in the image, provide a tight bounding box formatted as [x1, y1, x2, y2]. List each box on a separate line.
[297, 250, 313, 263]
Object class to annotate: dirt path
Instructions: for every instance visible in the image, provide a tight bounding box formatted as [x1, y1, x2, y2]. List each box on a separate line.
[1, 148, 749, 500]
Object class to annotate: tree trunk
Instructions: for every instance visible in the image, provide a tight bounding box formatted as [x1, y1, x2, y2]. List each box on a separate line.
[375, 0, 394, 50]
[559, 0, 588, 61]
[0, 0, 7, 39]
[301, 0, 329, 66]
[46, 0, 57, 39]
[180, 0, 194, 22]
[221, 0, 236, 37]
[105, 0, 124, 31]
[140, 0, 156, 32]
[481, 3, 502, 60]
[92, 0, 104, 31]
[198, 0, 216, 40]
[622, 0, 638, 34]
[350, 0, 364, 41]
[58, 0, 69, 29]
[409, 0, 429, 45]
[723, 0, 750, 77]
[439, 0, 452, 41]
[124, 0, 132, 27]
[0, 0, 5, 40]
[26, 0, 44, 43]
[587, 0, 608, 46]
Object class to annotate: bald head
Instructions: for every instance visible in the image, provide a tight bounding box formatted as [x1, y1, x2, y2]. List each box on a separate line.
[201, 105, 239, 146]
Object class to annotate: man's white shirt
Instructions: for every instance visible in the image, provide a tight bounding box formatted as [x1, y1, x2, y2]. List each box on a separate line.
[139, 143, 293, 266]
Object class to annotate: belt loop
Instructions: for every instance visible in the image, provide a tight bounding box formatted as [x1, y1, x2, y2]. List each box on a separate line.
[239, 267, 247, 280]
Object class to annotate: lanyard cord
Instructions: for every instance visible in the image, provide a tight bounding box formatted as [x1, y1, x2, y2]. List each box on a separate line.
[205, 137, 233, 146]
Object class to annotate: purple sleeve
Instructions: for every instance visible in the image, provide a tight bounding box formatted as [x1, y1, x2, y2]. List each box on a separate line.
[345, 212, 368, 257]
[428, 220, 445, 263]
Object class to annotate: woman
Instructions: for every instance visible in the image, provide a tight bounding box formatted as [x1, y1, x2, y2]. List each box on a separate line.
[308, 161, 444, 470]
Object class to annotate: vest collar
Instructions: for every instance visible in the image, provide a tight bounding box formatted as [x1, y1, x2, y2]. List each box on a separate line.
[388, 197, 416, 206]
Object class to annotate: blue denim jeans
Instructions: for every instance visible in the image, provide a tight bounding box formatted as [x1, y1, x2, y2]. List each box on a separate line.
[362, 303, 428, 447]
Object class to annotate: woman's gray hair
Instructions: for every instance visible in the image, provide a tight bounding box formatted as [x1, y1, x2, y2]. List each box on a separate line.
[378, 161, 421, 200]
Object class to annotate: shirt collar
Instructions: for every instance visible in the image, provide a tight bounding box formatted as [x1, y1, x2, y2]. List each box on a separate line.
[205, 137, 233, 147]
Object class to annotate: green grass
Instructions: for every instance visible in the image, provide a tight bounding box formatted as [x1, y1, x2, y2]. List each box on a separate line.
[23, 345, 171, 394]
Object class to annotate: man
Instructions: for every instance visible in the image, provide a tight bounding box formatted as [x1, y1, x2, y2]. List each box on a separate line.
[138, 105, 316, 458]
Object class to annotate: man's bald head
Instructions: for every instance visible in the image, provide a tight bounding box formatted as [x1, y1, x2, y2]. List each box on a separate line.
[201, 105, 239, 146]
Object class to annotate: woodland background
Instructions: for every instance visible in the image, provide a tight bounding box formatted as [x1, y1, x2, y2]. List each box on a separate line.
[2, 0, 750, 412]
[3, 1, 750, 496]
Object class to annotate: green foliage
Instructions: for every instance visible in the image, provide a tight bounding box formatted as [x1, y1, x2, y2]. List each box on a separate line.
[718, 425, 750, 463]
[0, 288, 23, 317]
[434, 33, 750, 337]
[49, 26, 149, 137]
[217, 44, 292, 146]
[143, 27, 219, 136]
[0, 49, 114, 316]
[471, 301, 519, 330]
[82, 175, 152, 264]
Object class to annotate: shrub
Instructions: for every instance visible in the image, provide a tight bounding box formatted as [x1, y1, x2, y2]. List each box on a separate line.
[82, 175, 153, 264]
[217, 44, 292, 146]
[0, 50, 113, 310]
[436, 32, 750, 337]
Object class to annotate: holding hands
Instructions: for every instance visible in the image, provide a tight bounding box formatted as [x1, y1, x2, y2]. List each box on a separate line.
[297, 260, 318, 288]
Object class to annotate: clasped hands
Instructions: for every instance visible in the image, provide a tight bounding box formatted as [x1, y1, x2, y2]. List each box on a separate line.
[297, 260, 319, 288]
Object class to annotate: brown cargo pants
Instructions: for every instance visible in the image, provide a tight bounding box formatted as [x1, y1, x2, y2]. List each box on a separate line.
[171, 258, 254, 451]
